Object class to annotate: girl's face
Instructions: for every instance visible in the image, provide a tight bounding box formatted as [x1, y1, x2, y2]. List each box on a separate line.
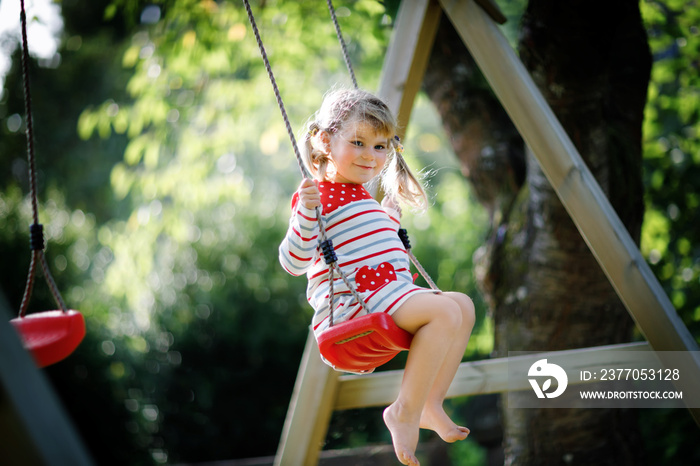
[324, 120, 390, 184]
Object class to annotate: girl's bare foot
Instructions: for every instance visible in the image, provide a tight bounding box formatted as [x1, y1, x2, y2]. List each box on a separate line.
[420, 404, 470, 443]
[383, 402, 421, 466]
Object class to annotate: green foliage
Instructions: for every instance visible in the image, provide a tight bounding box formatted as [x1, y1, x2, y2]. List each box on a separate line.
[449, 437, 488, 466]
[637, 2, 700, 463]
[640, 0, 700, 337]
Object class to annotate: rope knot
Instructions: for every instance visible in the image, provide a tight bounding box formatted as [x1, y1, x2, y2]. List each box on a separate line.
[320, 239, 338, 265]
[398, 228, 411, 250]
[29, 223, 44, 251]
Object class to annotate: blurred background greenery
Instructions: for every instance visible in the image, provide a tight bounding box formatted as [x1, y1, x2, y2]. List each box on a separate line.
[0, 0, 697, 464]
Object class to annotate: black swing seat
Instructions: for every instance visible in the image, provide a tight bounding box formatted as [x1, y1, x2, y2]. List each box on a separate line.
[317, 312, 413, 373]
[11, 310, 85, 368]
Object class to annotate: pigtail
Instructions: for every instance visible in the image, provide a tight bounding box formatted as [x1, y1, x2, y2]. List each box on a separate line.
[382, 137, 428, 211]
[301, 121, 332, 181]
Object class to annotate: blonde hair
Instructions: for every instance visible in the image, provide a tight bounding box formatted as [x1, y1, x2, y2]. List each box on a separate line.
[301, 88, 427, 210]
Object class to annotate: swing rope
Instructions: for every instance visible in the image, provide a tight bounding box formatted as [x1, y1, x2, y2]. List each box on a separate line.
[325, 0, 438, 291]
[18, 0, 67, 317]
[325, 0, 358, 90]
[242, 0, 369, 327]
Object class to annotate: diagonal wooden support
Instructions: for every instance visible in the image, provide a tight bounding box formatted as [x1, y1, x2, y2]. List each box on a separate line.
[377, 0, 441, 134]
[437, 0, 700, 423]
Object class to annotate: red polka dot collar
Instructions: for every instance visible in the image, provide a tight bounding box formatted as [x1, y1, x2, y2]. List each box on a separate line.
[318, 182, 373, 213]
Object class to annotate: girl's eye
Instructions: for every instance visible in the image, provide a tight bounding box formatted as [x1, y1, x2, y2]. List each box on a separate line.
[352, 140, 363, 147]
[375, 145, 386, 150]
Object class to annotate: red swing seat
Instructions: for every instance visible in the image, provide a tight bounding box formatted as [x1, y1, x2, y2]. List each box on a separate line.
[317, 312, 413, 373]
[11, 310, 86, 368]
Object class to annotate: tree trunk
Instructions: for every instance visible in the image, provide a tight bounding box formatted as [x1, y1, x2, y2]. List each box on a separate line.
[423, 1, 651, 464]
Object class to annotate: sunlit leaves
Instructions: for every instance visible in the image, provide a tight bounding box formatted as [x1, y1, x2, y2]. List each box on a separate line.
[641, 208, 670, 263]
[640, 0, 700, 336]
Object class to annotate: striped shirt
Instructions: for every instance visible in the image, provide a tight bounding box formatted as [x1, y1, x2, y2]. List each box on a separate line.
[279, 181, 435, 338]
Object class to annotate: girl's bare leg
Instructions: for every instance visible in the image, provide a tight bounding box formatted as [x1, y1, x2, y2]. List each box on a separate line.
[419, 292, 475, 442]
[382, 293, 465, 466]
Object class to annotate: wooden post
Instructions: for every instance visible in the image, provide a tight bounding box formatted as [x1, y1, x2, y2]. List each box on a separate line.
[274, 330, 340, 466]
[377, 0, 441, 136]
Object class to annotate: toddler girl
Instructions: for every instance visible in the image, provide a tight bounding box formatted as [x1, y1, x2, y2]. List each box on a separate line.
[279, 88, 475, 466]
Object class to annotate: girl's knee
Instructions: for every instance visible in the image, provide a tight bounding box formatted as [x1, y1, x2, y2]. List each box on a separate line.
[446, 292, 475, 329]
[432, 296, 463, 331]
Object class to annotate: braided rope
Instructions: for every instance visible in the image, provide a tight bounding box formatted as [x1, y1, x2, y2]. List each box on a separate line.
[409, 251, 438, 290]
[243, 0, 369, 326]
[20, 3, 39, 226]
[326, 0, 358, 89]
[242, 0, 310, 180]
[327, 266, 334, 327]
[40, 252, 68, 311]
[19, 253, 38, 316]
[18, 0, 67, 316]
[332, 261, 369, 315]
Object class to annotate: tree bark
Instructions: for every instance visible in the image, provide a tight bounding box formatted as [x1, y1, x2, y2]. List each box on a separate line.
[423, 1, 651, 464]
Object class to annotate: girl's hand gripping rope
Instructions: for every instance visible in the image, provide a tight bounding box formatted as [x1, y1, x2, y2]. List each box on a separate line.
[298, 178, 321, 210]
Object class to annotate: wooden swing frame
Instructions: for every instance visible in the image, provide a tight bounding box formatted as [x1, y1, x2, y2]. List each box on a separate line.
[274, 1, 700, 465]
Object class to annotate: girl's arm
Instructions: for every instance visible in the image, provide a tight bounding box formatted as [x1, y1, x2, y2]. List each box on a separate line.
[278, 180, 321, 276]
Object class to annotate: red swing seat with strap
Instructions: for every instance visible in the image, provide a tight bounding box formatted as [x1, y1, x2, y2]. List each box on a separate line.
[11, 310, 86, 368]
[317, 312, 413, 373]
[10, 3, 86, 369]
[314, 233, 430, 374]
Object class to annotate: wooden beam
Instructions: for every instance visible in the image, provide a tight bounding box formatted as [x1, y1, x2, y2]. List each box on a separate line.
[437, 0, 700, 422]
[274, 330, 340, 466]
[474, 0, 507, 24]
[377, 0, 441, 137]
[0, 296, 93, 465]
[334, 342, 651, 410]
